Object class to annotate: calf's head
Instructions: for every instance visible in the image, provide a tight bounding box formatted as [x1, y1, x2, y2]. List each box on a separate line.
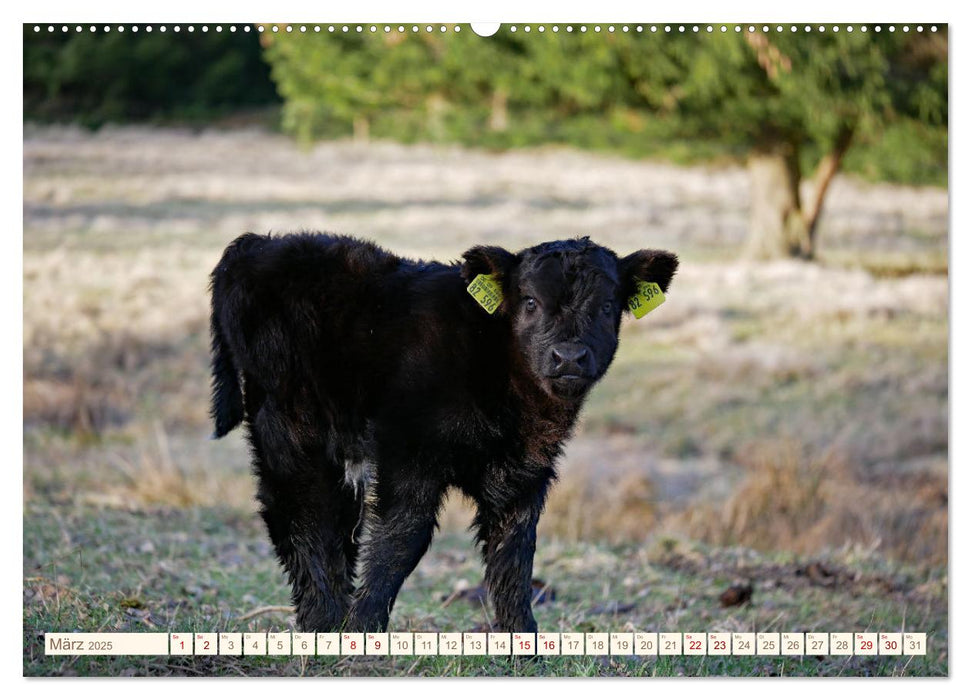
[462, 238, 678, 402]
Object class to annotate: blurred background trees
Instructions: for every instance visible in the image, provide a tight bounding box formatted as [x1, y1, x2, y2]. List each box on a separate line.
[262, 27, 947, 261]
[644, 30, 949, 260]
[24, 25, 947, 259]
[23, 26, 278, 126]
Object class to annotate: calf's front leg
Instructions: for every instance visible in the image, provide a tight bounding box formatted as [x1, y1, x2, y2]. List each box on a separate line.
[476, 500, 544, 634]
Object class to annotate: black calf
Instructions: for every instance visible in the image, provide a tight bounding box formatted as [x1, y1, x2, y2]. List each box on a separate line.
[209, 232, 677, 633]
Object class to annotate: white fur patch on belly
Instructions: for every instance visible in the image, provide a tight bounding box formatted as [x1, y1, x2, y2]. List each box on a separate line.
[343, 458, 374, 499]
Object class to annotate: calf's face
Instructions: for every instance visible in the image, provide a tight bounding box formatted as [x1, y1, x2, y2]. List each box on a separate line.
[462, 238, 678, 402]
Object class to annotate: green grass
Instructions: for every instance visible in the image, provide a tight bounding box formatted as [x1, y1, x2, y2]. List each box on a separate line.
[24, 503, 947, 677]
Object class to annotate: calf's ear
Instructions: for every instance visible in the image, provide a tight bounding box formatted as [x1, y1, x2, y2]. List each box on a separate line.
[619, 249, 679, 299]
[460, 245, 518, 284]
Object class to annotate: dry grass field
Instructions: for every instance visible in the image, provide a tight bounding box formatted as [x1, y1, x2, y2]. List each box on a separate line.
[23, 125, 948, 675]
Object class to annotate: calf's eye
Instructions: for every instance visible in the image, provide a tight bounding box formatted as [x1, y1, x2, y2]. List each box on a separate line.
[524, 297, 538, 313]
[602, 301, 613, 315]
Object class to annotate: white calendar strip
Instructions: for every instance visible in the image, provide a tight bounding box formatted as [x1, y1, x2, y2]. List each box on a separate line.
[45, 632, 927, 657]
[44, 633, 170, 655]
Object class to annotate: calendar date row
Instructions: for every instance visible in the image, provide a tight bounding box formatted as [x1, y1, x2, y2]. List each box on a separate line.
[45, 631, 927, 657]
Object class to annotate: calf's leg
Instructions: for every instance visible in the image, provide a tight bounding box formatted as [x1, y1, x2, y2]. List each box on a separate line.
[347, 473, 444, 631]
[475, 496, 547, 634]
[247, 397, 361, 631]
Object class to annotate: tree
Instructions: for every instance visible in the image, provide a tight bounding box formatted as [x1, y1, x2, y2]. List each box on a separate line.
[23, 26, 278, 125]
[617, 29, 948, 259]
[265, 28, 461, 143]
[264, 31, 388, 142]
[263, 28, 947, 260]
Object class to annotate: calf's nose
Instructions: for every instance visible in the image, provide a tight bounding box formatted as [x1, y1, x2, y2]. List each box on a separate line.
[551, 344, 589, 373]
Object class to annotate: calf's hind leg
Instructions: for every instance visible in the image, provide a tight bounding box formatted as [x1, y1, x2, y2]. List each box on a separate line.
[248, 399, 362, 631]
[347, 471, 445, 632]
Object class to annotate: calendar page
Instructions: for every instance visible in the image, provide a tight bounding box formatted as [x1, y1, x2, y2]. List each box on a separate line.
[22, 10, 949, 680]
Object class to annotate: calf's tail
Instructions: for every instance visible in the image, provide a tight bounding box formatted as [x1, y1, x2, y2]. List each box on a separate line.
[209, 306, 244, 438]
[208, 234, 262, 438]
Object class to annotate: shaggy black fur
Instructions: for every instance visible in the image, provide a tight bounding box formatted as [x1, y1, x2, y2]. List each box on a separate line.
[209, 232, 677, 633]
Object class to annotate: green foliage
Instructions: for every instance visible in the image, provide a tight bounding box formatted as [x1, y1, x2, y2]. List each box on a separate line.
[265, 30, 446, 140]
[23, 26, 280, 126]
[843, 118, 948, 185]
[263, 27, 947, 186]
[677, 30, 947, 157]
[23, 26, 948, 186]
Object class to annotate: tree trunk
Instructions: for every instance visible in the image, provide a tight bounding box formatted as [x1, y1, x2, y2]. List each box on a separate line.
[426, 93, 446, 141]
[352, 115, 370, 144]
[489, 87, 508, 132]
[745, 144, 813, 260]
[803, 125, 855, 247]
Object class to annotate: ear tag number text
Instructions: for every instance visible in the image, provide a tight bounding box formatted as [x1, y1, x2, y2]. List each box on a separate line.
[467, 274, 504, 314]
[628, 281, 665, 319]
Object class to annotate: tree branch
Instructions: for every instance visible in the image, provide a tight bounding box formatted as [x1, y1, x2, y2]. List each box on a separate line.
[803, 125, 855, 247]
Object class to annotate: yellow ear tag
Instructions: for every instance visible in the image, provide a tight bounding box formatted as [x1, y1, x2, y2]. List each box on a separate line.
[628, 281, 665, 319]
[467, 274, 504, 314]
